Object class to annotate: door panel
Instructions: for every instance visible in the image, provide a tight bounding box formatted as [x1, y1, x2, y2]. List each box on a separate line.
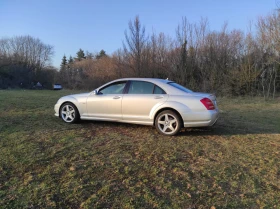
[86, 81, 127, 120]
[122, 81, 168, 122]
[122, 94, 168, 122]
[86, 94, 123, 120]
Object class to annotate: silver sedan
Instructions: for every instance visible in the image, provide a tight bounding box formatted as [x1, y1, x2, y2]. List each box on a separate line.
[54, 78, 219, 135]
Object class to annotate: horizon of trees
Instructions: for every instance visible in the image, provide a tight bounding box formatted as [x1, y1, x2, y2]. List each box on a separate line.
[0, 35, 56, 89]
[1, 10, 280, 98]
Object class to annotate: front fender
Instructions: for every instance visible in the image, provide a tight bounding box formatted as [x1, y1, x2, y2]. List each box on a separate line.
[58, 96, 82, 115]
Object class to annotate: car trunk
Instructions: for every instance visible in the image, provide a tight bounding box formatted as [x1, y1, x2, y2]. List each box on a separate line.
[191, 92, 218, 108]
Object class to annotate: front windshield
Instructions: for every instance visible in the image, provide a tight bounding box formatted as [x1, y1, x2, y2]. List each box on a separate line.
[168, 82, 193, 93]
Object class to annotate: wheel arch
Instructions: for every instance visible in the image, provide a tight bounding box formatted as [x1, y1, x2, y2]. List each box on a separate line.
[59, 101, 81, 118]
[153, 107, 184, 127]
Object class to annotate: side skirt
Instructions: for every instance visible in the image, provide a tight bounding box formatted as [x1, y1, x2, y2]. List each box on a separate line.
[80, 116, 153, 126]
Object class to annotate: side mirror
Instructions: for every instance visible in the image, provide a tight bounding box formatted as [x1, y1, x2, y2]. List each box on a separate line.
[93, 90, 98, 95]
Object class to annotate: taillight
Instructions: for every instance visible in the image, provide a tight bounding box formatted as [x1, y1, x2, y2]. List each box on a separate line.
[200, 98, 215, 110]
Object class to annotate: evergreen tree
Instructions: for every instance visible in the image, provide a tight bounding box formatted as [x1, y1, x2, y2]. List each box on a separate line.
[76, 49, 85, 61]
[68, 55, 73, 64]
[86, 51, 94, 59]
[60, 55, 67, 69]
[96, 49, 107, 59]
[59, 55, 68, 87]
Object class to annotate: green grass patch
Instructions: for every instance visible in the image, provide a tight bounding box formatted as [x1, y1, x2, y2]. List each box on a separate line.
[0, 90, 280, 208]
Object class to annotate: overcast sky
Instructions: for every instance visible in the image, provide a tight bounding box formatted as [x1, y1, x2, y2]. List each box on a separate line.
[0, 0, 277, 67]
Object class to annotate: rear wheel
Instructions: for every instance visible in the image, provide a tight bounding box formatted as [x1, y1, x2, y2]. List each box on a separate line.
[60, 102, 79, 123]
[155, 110, 182, 136]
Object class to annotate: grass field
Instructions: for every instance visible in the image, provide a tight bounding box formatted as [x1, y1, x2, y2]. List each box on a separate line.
[0, 90, 280, 209]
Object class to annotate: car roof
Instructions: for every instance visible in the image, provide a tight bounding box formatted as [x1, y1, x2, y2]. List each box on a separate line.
[114, 78, 173, 85]
[111, 78, 185, 94]
[95, 77, 186, 95]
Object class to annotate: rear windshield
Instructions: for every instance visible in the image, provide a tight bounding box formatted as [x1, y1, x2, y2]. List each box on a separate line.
[168, 82, 193, 93]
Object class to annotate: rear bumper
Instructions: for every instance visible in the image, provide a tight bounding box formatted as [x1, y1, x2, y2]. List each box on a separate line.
[182, 109, 219, 128]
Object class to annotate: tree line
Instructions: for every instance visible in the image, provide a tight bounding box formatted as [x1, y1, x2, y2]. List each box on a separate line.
[0, 35, 56, 89]
[1, 11, 280, 98]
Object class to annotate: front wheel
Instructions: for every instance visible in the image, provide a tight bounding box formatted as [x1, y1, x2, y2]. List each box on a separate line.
[60, 102, 79, 123]
[155, 110, 182, 136]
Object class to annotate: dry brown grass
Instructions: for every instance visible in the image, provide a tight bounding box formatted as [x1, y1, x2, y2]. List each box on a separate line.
[0, 90, 279, 208]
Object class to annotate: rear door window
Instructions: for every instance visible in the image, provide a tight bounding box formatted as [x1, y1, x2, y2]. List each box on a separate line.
[128, 81, 154, 94]
[154, 85, 166, 94]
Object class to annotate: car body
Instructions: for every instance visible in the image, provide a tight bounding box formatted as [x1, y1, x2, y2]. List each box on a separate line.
[54, 78, 219, 135]
[53, 84, 63, 90]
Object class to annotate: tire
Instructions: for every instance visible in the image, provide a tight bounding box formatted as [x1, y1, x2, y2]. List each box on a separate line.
[155, 110, 182, 136]
[60, 102, 79, 123]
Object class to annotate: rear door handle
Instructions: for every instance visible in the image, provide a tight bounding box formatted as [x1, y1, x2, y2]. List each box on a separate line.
[154, 96, 164, 99]
[113, 96, 121, 99]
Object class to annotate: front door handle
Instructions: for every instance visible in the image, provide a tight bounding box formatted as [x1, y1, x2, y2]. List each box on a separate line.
[154, 96, 164, 99]
[113, 96, 121, 99]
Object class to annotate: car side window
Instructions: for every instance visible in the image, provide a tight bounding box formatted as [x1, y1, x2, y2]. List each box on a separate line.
[99, 81, 126, 94]
[154, 85, 166, 94]
[128, 81, 154, 94]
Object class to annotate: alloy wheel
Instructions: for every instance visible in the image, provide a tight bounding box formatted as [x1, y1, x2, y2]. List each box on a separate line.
[157, 113, 179, 135]
[61, 104, 76, 123]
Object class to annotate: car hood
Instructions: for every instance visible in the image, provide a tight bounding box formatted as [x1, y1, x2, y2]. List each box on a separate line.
[59, 92, 90, 102]
[68, 92, 91, 98]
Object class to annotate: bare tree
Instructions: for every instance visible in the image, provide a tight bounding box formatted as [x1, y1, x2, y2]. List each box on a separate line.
[53, 12, 280, 97]
[0, 35, 54, 70]
[123, 16, 148, 77]
[0, 35, 55, 89]
[257, 11, 280, 99]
